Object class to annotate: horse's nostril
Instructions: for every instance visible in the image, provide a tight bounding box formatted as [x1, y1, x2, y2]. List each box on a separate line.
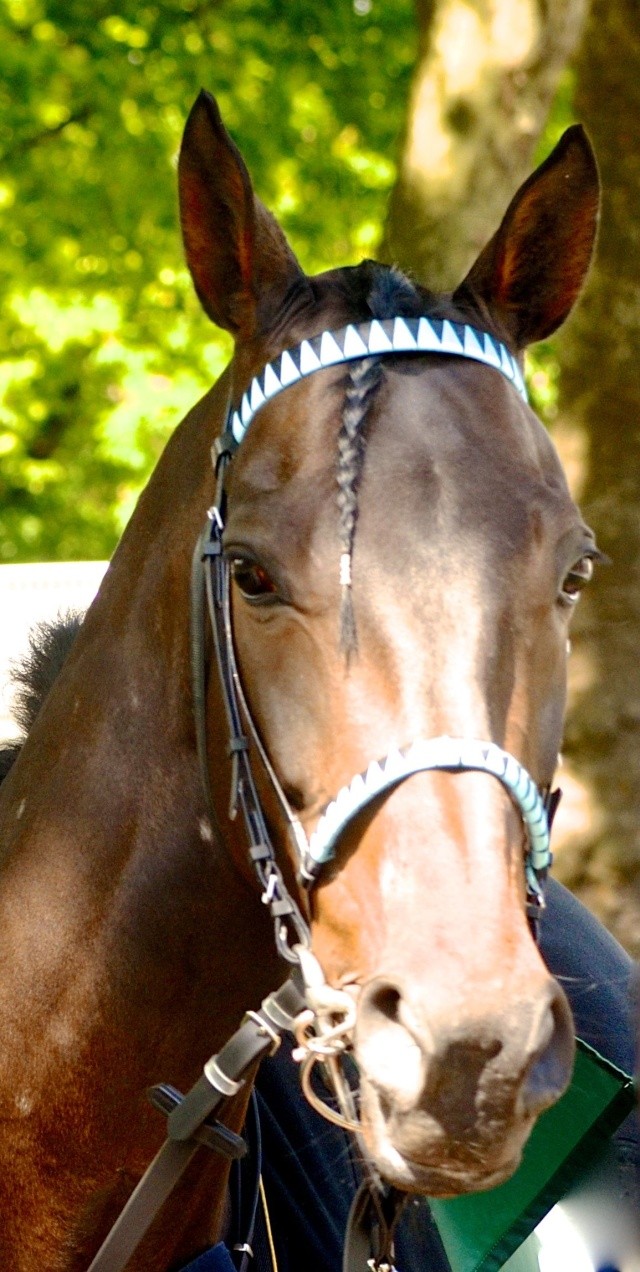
[484, 1038, 502, 1061]
[368, 983, 402, 1025]
[522, 983, 575, 1116]
[357, 973, 574, 1132]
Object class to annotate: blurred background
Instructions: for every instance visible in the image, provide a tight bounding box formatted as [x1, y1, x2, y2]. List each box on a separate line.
[1, 0, 639, 952]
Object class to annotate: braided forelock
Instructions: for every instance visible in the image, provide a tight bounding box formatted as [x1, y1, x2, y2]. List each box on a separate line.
[336, 357, 383, 658]
[335, 264, 422, 659]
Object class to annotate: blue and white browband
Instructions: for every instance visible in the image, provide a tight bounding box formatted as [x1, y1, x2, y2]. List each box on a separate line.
[224, 316, 528, 449]
[301, 737, 550, 899]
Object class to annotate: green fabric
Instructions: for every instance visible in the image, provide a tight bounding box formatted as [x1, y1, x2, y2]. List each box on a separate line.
[429, 1039, 636, 1272]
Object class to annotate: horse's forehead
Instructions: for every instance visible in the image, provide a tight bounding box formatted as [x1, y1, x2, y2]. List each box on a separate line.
[372, 361, 551, 455]
[230, 367, 343, 487]
[375, 366, 568, 486]
[230, 354, 572, 537]
[363, 370, 579, 574]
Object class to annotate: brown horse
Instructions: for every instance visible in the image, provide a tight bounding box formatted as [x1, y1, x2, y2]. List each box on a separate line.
[0, 92, 600, 1270]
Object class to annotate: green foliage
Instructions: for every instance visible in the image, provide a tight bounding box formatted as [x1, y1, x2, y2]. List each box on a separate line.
[527, 68, 580, 425]
[0, 0, 417, 561]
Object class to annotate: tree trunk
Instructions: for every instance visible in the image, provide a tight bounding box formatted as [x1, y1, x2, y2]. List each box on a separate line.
[381, 0, 588, 289]
[553, 0, 640, 955]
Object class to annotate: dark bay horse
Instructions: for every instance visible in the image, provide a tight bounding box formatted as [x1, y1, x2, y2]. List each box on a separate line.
[0, 93, 601, 1270]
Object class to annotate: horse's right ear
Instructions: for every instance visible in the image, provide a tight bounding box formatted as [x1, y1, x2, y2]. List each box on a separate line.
[178, 91, 305, 339]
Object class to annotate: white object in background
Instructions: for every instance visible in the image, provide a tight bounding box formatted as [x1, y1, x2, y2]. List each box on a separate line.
[536, 1206, 595, 1272]
[0, 561, 108, 739]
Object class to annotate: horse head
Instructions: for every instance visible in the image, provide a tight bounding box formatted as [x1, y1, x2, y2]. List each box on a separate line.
[179, 93, 600, 1197]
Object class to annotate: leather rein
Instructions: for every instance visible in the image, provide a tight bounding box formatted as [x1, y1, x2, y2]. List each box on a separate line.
[87, 317, 560, 1272]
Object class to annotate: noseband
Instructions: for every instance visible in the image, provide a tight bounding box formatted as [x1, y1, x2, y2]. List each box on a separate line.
[195, 314, 555, 960]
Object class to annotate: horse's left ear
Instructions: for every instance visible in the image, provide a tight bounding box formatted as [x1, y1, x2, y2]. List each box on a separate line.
[178, 90, 306, 339]
[454, 125, 600, 349]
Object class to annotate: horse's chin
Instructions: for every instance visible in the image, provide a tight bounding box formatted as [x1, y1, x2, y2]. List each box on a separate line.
[365, 1138, 522, 1196]
[359, 1089, 531, 1197]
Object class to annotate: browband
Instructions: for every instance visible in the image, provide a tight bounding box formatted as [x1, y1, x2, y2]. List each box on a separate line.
[223, 316, 528, 450]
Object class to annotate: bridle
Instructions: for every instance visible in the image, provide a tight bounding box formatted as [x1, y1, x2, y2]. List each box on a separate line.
[89, 315, 562, 1272]
[200, 312, 555, 949]
[194, 315, 560, 1269]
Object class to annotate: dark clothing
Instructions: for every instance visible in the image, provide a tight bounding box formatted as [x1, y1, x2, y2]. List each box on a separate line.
[542, 879, 635, 1077]
[539, 878, 639, 1217]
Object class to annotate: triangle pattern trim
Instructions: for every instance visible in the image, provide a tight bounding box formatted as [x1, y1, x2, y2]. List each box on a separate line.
[222, 318, 528, 448]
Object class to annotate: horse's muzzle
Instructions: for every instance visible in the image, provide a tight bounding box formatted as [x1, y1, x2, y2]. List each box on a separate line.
[354, 971, 575, 1195]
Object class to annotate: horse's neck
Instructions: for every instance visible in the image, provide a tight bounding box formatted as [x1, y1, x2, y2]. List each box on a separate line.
[0, 381, 282, 1267]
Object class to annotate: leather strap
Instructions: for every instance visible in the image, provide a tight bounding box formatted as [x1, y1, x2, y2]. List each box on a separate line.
[228, 1092, 262, 1271]
[197, 510, 311, 962]
[343, 1180, 407, 1272]
[87, 977, 306, 1272]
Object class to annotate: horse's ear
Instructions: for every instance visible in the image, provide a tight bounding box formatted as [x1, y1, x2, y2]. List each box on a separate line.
[455, 126, 600, 348]
[178, 90, 305, 339]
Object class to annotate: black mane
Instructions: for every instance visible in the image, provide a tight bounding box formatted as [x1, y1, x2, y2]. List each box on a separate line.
[0, 613, 82, 783]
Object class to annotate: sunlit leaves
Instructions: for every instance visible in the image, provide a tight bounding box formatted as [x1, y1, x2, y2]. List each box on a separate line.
[0, 0, 416, 562]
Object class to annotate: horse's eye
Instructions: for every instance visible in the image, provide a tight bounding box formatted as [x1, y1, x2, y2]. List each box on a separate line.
[560, 555, 594, 606]
[230, 558, 279, 602]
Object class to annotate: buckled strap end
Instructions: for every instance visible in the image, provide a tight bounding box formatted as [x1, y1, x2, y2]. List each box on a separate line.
[204, 1057, 244, 1097]
[269, 897, 295, 919]
[202, 536, 222, 559]
[228, 737, 249, 819]
[212, 435, 233, 468]
[167, 1071, 237, 1142]
[544, 786, 562, 830]
[262, 979, 308, 1030]
[249, 843, 271, 863]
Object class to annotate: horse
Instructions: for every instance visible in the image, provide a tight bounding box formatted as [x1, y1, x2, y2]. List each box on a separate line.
[0, 91, 601, 1270]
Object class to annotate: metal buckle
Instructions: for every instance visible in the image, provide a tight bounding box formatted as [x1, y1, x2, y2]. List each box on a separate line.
[244, 1010, 282, 1057]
